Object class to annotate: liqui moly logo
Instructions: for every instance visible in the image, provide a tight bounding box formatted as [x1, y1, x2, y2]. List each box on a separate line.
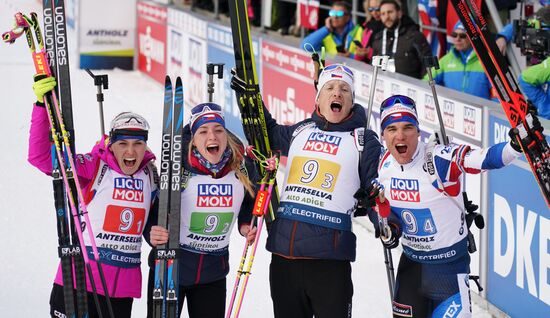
[197, 184, 233, 207]
[463, 106, 476, 137]
[424, 93, 435, 122]
[113, 178, 144, 202]
[390, 178, 420, 202]
[443, 100, 455, 129]
[303, 132, 342, 155]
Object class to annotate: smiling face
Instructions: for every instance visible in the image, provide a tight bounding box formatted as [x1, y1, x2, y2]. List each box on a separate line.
[316, 80, 354, 124]
[192, 122, 228, 164]
[382, 121, 420, 164]
[380, 2, 402, 29]
[109, 139, 147, 175]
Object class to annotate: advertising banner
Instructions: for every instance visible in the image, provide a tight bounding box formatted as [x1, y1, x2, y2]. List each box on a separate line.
[167, 8, 208, 111]
[78, 0, 136, 70]
[261, 40, 316, 126]
[204, 23, 262, 141]
[487, 114, 550, 317]
[137, 0, 167, 84]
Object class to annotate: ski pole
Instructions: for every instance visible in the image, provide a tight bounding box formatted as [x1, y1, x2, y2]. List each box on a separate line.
[207, 63, 224, 102]
[365, 55, 389, 130]
[423, 56, 449, 145]
[85, 69, 108, 136]
[7, 12, 115, 318]
[374, 188, 396, 299]
[226, 147, 278, 318]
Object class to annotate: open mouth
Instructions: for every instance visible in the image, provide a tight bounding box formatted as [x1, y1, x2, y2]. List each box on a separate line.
[395, 144, 408, 154]
[206, 144, 220, 155]
[123, 158, 137, 168]
[330, 102, 342, 113]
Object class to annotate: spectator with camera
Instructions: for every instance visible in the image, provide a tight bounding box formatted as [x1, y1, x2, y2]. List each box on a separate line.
[300, 1, 364, 59]
[356, 0, 385, 63]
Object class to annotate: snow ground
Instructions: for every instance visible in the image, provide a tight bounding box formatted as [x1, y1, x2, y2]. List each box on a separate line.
[0, 0, 495, 316]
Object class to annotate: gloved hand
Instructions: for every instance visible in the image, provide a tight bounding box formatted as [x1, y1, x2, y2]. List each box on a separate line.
[230, 67, 256, 94]
[376, 222, 401, 249]
[32, 74, 56, 104]
[508, 127, 523, 153]
[353, 179, 382, 216]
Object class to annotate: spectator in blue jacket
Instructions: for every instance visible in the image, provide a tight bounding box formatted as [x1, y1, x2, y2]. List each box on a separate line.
[425, 22, 495, 100]
[300, 2, 364, 59]
[496, 1, 550, 56]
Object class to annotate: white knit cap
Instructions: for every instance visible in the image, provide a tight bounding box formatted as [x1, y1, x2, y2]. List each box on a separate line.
[315, 64, 355, 101]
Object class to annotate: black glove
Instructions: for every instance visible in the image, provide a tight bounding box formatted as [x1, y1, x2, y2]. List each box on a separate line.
[375, 222, 401, 249]
[230, 67, 258, 94]
[353, 185, 379, 216]
[509, 127, 523, 153]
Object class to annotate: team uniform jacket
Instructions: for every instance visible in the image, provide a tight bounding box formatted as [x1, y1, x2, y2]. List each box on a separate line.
[145, 125, 257, 287]
[28, 105, 158, 298]
[378, 140, 521, 264]
[264, 104, 381, 261]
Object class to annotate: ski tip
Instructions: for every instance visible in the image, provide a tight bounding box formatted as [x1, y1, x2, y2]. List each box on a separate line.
[176, 76, 182, 86]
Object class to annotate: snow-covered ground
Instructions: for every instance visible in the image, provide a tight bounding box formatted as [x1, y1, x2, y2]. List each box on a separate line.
[0, 0, 495, 316]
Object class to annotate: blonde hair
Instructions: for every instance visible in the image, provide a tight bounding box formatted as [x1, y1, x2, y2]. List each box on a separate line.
[188, 131, 255, 197]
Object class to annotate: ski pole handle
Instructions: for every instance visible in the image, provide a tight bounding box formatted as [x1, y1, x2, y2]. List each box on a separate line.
[366, 55, 389, 130]
[207, 63, 225, 103]
[423, 56, 449, 146]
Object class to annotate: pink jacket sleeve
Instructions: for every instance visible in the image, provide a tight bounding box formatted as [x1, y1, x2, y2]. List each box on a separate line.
[27, 105, 53, 175]
[27, 104, 101, 189]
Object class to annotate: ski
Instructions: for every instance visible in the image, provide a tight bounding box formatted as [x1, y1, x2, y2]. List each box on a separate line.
[3, 11, 115, 318]
[44, 0, 75, 149]
[40, 3, 89, 315]
[153, 76, 184, 318]
[228, 0, 279, 225]
[450, 0, 550, 207]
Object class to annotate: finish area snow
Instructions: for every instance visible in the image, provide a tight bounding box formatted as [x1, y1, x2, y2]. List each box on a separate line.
[0, 0, 493, 316]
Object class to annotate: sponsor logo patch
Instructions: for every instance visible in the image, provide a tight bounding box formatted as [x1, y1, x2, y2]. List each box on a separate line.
[393, 301, 413, 317]
[197, 184, 233, 207]
[390, 178, 420, 202]
[113, 178, 144, 202]
[303, 132, 342, 155]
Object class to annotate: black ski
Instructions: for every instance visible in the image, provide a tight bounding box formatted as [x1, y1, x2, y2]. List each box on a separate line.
[228, 0, 279, 225]
[450, 0, 550, 207]
[153, 76, 184, 318]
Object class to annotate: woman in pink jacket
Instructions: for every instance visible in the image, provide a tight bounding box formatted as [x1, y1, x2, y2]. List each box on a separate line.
[29, 76, 158, 318]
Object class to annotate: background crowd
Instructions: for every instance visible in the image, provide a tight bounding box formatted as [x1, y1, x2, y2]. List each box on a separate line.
[188, 0, 550, 119]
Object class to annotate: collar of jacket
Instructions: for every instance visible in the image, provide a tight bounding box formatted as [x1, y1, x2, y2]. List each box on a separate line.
[311, 103, 367, 132]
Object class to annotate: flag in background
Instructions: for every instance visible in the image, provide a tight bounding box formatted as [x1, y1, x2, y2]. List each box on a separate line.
[298, 0, 320, 30]
[418, 0, 445, 58]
